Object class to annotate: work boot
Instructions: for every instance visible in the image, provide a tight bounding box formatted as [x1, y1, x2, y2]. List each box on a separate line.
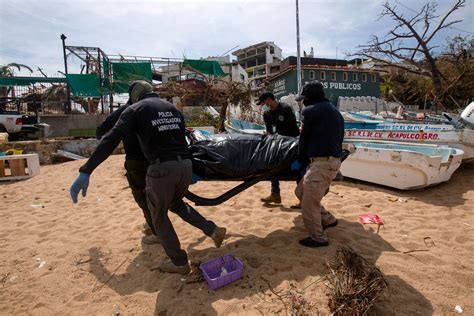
[158, 258, 191, 275]
[322, 219, 338, 230]
[210, 226, 227, 248]
[260, 193, 281, 204]
[141, 234, 161, 245]
[142, 223, 153, 236]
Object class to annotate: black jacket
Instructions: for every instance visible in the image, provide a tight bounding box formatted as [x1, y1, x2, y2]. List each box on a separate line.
[263, 102, 300, 137]
[298, 98, 344, 159]
[80, 93, 189, 174]
[96, 100, 146, 161]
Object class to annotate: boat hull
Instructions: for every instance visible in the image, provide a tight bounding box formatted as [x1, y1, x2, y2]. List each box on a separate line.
[344, 128, 474, 163]
[340, 141, 464, 190]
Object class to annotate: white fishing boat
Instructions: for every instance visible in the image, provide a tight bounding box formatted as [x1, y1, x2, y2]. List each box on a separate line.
[340, 140, 464, 190]
[344, 128, 474, 163]
[224, 119, 265, 135]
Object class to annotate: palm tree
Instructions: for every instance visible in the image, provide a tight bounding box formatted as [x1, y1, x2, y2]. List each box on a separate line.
[379, 76, 393, 100]
[0, 63, 33, 99]
[0, 63, 33, 76]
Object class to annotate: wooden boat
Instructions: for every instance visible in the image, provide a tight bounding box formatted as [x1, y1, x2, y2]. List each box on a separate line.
[340, 140, 464, 190]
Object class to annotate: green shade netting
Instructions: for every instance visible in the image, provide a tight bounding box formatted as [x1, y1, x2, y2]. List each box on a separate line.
[0, 76, 66, 86]
[182, 59, 227, 77]
[112, 62, 152, 93]
[66, 74, 101, 97]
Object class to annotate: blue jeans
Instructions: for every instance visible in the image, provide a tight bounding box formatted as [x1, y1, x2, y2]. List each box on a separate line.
[271, 180, 280, 194]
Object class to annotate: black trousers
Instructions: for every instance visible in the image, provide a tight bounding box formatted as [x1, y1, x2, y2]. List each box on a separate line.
[146, 159, 217, 266]
[124, 159, 156, 235]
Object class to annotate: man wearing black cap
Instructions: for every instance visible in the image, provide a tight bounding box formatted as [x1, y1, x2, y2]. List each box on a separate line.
[294, 81, 344, 248]
[70, 80, 226, 274]
[257, 91, 300, 204]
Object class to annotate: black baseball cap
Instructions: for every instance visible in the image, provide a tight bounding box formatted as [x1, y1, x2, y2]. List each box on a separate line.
[256, 91, 275, 105]
[295, 81, 325, 101]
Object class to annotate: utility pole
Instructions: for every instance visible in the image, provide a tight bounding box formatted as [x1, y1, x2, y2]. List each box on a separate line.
[60, 34, 72, 113]
[296, 0, 302, 94]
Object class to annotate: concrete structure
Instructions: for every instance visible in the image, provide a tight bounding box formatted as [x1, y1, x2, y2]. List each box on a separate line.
[0, 138, 124, 165]
[232, 41, 283, 85]
[40, 114, 109, 138]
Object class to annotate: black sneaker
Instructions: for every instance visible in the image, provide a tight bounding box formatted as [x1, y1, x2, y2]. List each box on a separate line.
[299, 237, 329, 248]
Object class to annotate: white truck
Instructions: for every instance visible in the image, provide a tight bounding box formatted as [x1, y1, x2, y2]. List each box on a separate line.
[0, 109, 23, 137]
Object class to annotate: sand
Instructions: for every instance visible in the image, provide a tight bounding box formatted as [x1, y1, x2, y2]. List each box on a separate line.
[0, 154, 473, 315]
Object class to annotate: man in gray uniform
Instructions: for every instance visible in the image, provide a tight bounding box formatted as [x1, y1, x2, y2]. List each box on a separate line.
[70, 81, 226, 274]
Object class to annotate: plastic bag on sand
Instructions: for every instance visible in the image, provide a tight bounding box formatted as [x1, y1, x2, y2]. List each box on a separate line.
[359, 214, 384, 225]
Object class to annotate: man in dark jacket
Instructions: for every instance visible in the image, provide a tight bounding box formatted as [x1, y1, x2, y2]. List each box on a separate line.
[70, 81, 226, 274]
[96, 89, 158, 244]
[294, 81, 344, 248]
[257, 91, 300, 204]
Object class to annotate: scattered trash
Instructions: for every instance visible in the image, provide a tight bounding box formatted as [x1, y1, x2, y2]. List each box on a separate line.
[329, 190, 343, 198]
[388, 196, 411, 202]
[423, 237, 436, 248]
[9, 275, 17, 282]
[135, 263, 140, 267]
[359, 214, 383, 225]
[30, 204, 45, 209]
[463, 223, 472, 231]
[38, 261, 47, 268]
[454, 305, 463, 313]
[363, 203, 372, 208]
[220, 266, 229, 276]
[359, 214, 384, 233]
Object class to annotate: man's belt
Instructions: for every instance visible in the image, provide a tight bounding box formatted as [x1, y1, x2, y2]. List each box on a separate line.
[310, 156, 339, 162]
[154, 155, 190, 164]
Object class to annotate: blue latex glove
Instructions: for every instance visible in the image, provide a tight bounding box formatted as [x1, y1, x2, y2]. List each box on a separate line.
[70, 172, 90, 203]
[191, 172, 202, 184]
[290, 160, 301, 171]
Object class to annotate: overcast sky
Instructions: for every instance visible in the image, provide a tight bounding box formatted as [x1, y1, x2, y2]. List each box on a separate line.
[0, 0, 472, 76]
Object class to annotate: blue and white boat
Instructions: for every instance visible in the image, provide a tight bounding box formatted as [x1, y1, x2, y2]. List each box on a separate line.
[225, 117, 474, 162]
[343, 111, 456, 131]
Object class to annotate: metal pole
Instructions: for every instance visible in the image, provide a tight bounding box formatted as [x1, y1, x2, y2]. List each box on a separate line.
[60, 34, 72, 113]
[296, 0, 302, 94]
[97, 50, 104, 114]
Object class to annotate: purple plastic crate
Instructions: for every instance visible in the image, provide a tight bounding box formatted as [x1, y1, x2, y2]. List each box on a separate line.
[199, 253, 244, 290]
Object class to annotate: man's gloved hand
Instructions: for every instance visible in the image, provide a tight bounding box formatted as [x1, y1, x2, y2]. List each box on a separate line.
[191, 172, 201, 184]
[290, 160, 301, 171]
[70, 172, 90, 203]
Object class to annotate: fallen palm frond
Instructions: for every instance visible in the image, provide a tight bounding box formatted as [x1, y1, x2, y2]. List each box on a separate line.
[325, 247, 388, 315]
